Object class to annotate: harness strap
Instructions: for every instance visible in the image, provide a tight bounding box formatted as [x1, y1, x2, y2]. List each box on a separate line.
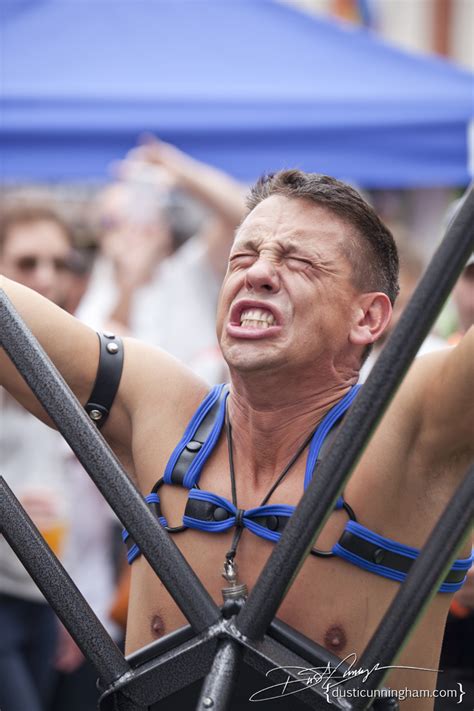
[122, 493, 168, 564]
[183, 490, 296, 542]
[124, 385, 359, 563]
[163, 384, 229, 487]
[123, 385, 229, 559]
[333, 520, 474, 593]
[84, 332, 124, 429]
[304, 385, 361, 490]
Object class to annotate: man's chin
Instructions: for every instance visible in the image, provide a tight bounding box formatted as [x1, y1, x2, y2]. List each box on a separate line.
[222, 343, 283, 374]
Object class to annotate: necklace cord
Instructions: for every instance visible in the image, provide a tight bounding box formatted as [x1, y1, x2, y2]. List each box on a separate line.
[224, 407, 316, 563]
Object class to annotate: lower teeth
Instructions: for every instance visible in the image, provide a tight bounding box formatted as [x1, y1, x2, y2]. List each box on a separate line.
[241, 320, 269, 329]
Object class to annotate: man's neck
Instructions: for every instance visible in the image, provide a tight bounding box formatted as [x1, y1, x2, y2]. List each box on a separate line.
[227, 369, 357, 490]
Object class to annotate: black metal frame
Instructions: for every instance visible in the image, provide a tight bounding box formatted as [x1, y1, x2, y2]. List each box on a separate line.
[0, 185, 473, 710]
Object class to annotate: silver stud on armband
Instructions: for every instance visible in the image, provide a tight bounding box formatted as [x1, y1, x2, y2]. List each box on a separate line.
[89, 409, 103, 422]
[103, 332, 115, 339]
[106, 342, 119, 354]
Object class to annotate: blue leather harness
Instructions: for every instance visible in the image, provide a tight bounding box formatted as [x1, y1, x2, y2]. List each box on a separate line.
[123, 384, 473, 593]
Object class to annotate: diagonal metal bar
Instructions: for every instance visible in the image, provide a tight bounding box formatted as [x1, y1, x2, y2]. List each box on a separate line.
[229, 624, 377, 709]
[238, 621, 398, 709]
[340, 461, 474, 710]
[99, 623, 223, 709]
[236, 185, 474, 639]
[0, 290, 220, 633]
[0, 476, 131, 687]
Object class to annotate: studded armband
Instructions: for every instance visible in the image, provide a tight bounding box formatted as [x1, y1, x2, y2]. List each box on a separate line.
[84, 332, 124, 429]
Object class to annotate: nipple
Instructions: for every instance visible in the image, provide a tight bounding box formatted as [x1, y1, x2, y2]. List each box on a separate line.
[150, 614, 166, 639]
[324, 624, 347, 653]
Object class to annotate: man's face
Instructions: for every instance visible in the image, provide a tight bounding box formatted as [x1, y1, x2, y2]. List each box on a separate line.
[216, 195, 363, 375]
[0, 220, 72, 307]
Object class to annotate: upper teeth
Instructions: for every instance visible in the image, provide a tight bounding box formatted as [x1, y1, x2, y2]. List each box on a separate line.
[240, 308, 276, 328]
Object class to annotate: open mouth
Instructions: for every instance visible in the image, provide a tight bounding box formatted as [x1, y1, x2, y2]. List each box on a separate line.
[227, 301, 282, 339]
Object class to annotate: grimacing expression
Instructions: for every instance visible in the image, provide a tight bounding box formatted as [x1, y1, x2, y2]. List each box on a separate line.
[0, 220, 72, 307]
[216, 195, 365, 374]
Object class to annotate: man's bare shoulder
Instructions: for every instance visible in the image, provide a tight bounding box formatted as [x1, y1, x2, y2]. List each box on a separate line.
[372, 332, 473, 479]
[408, 332, 472, 453]
[121, 337, 210, 421]
[117, 337, 213, 489]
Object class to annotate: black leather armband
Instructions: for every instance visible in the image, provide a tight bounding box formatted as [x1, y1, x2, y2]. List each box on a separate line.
[84, 332, 124, 429]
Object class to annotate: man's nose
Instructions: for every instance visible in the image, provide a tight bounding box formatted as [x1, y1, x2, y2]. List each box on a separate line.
[244, 257, 280, 293]
[34, 261, 56, 296]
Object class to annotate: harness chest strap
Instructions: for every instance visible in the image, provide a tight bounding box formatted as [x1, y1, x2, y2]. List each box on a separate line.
[123, 385, 354, 556]
[119, 383, 473, 592]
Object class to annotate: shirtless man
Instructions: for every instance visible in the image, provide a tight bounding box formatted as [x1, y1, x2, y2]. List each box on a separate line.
[1, 172, 473, 708]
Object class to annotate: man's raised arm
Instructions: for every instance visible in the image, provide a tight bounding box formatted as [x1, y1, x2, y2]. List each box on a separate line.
[0, 275, 101, 419]
[0, 274, 141, 462]
[408, 327, 474, 478]
[0, 276, 207, 467]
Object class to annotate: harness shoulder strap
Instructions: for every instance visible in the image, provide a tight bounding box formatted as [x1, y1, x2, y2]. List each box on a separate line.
[163, 384, 229, 487]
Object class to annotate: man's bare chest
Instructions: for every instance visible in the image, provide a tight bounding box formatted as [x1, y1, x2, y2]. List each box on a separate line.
[134, 417, 434, 555]
[126, 421, 456, 673]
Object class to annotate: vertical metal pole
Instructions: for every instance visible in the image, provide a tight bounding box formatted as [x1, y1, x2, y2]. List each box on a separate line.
[236, 186, 474, 639]
[196, 639, 243, 711]
[0, 291, 220, 633]
[340, 463, 474, 710]
[0, 477, 131, 687]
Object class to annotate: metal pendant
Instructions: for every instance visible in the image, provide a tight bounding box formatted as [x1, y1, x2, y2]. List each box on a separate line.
[221, 557, 248, 602]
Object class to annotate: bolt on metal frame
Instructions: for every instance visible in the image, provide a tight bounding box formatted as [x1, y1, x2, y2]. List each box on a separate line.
[0, 185, 473, 710]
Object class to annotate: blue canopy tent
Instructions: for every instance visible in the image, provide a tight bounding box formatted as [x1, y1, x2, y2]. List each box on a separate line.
[1, 0, 473, 186]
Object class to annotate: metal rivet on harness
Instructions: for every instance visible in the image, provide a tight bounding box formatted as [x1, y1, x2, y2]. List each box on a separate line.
[213, 507, 229, 522]
[186, 440, 202, 452]
[106, 342, 119, 354]
[89, 409, 103, 422]
[266, 515, 279, 531]
[373, 548, 385, 564]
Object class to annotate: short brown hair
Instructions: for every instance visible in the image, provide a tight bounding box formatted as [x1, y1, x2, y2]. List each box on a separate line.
[247, 170, 399, 304]
[0, 204, 72, 253]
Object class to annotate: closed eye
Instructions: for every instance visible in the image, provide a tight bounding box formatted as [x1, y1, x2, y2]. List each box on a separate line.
[229, 253, 257, 268]
[286, 256, 313, 270]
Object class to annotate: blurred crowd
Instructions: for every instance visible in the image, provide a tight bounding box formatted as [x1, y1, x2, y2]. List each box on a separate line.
[0, 139, 472, 710]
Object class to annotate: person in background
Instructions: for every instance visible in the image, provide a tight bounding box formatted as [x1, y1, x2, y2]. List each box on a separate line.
[359, 238, 447, 380]
[47, 242, 124, 711]
[0, 201, 123, 711]
[62, 246, 95, 316]
[76, 137, 246, 383]
[0, 203, 75, 711]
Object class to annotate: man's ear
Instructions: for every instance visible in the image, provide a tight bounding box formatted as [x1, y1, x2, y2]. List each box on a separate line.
[349, 292, 392, 347]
